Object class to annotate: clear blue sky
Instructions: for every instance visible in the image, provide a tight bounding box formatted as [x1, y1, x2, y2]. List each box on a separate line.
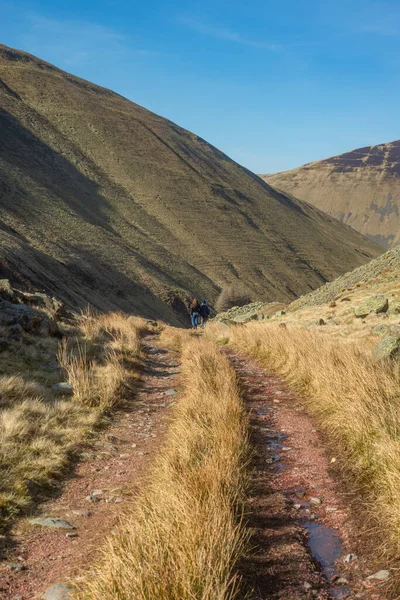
[1, 0, 400, 173]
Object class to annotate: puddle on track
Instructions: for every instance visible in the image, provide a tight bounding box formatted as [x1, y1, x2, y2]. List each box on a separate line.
[305, 521, 350, 598]
[256, 386, 349, 597]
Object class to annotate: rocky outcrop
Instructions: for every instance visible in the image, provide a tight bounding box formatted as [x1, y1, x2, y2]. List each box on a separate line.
[0, 279, 72, 348]
[0, 300, 58, 336]
[354, 296, 389, 318]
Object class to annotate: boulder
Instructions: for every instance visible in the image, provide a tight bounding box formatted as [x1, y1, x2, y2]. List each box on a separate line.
[371, 324, 390, 336]
[52, 382, 73, 396]
[390, 325, 400, 337]
[307, 318, 325, 327]
[355, 296, 389, 318]
[372, 335, 400, 361]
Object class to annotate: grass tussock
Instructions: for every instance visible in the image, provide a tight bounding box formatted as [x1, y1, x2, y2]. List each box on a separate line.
[209, 322, 400, 559]
[57, 340, 124, 410]
[77, 338, 250, 600]
[0, 311, 147, 530]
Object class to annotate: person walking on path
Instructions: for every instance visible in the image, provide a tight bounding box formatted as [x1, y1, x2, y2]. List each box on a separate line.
[190, 298, 201, 329]
[199, 300, 210, 328]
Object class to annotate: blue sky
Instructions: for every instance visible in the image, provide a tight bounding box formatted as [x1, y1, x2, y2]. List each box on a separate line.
[1, 0, 400, 172]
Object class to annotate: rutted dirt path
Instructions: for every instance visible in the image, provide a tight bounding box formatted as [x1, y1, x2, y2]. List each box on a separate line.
[226, 351, 388, 600]
[0, 341, 180, 600]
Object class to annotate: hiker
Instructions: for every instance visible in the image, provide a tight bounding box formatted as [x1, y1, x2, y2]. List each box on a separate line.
[199, 299, 210, 328]
[190, 297, 201, 329]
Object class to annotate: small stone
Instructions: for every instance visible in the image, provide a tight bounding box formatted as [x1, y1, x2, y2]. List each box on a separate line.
[310, 513, 317, 520]
[52, 382, 73, 396]
[119, 454, 129, 458]
[66, 532, 78, 538]
[367, 569, 390, 581]
[164, 388, 177, 396]
[303, 582, 313, 590]
[7, 563, 26, 571]
[71, 510, 90, 517]
[42, 583, 74, 599]
[336, 577, 349, 585]
[105, 444, 119, 452]
[91, 489, 104, 496]
[275, 390, 283, 395]
[273, 399, 280, 404]
[344, 553, 357, 563]
[294, 504, 302, 510]
[85, 495, 100, 503]
[114, 497, 124, 503]
[327, 507, 338, 512]
[281, 447, 292, 451]
[310, 497, 322, 505]
[131, 443, 137, 448]
[331, 457, 337, 463]
[29, 517, 75, 529]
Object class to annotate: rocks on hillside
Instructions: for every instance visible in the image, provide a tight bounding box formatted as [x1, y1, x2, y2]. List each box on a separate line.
[372, 335, 400, 361]
[371, 324, 400, 337]
[214, 302, 283, 324]
[371, 324, 390, 336]
[354, 295, 389, 318]
[0, 280, 74, 346]
[0, 300, 58, 338]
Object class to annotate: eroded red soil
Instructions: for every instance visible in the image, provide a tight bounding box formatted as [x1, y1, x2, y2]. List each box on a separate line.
[226, 351, 388, 600]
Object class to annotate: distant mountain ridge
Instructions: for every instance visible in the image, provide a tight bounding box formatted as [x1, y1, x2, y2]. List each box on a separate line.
[0, 44, 382, 322]
[262, 141, 400, 249]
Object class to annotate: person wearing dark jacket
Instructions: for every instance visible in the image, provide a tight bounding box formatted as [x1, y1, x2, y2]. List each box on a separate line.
[190, 298, 201, 329]
[199, 300, 210, 328]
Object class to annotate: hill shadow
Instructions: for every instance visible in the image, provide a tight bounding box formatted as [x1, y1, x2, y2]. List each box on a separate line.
[0, 108, 113, 232]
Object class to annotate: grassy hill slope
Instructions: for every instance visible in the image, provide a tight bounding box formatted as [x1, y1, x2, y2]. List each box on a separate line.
[0, 44, 382, 322]
[263, 140, 400, 249]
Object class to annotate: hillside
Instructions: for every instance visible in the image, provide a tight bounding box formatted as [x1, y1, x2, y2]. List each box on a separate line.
[262, 141, 400, 249]
[0, 45, 382, 322]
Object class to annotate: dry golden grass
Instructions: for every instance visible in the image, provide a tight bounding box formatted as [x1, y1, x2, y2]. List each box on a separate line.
[158, 324, 202, 351]
[0, 375, 98, 528]
[76, 337, 250, 600]
[57, 340, 124, 410]
[0, 311, 147, 530]
[208, 322, 400, 563]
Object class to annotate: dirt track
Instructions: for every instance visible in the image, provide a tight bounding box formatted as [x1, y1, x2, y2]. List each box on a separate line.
[227, 350, 387, 600]
[0, 342, 180, 600]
